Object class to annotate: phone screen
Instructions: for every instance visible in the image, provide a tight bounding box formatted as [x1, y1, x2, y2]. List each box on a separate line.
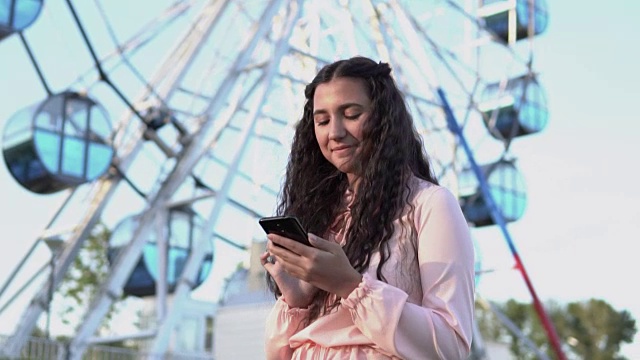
[259, 216, 310, 247]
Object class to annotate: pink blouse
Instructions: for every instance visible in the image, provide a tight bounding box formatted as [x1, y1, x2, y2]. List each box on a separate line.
[265, 178, 475, 359]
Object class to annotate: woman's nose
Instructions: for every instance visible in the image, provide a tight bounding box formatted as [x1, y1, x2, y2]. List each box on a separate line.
[328, 118, 346, 139]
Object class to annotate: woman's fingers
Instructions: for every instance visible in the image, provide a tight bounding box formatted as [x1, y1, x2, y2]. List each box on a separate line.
[268, 235, 331, 282]
[307, 233, 341, 254]
[266, 233, 360, 296]
[267, 233, 314, 254]
[260, 251, 271, 264]
[265, 237, 311, 279]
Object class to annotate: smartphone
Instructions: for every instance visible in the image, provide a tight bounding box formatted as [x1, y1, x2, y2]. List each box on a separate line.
[259, 215, 311, 247]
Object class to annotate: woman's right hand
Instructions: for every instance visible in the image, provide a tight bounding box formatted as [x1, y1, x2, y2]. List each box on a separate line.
[261, 239, 318, 308]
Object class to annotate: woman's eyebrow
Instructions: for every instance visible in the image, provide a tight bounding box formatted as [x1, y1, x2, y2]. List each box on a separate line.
[312, 108, 328, 116]
[340, 103, 364, 111]
[313, 103, 364, 116]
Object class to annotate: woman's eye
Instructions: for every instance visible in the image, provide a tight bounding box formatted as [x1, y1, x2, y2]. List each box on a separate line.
[345, 113, 361, 120]
[315, 119, 329, 126]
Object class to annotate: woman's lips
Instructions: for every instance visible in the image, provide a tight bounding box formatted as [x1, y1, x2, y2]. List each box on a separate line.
[332, 145, 354, 156]
[332, 145, 352, 151]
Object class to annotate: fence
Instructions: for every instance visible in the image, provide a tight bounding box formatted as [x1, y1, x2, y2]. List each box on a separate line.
[0, 336, 213, 359]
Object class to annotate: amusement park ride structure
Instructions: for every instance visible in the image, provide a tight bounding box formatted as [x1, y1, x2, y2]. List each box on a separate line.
[0, 0, 562, 358]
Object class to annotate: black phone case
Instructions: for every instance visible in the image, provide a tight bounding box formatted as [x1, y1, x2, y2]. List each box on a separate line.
[259, 216, 310, 246]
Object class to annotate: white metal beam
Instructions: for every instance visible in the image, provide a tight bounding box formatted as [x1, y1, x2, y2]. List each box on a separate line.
[148, 0, 300, 355]
[68, 0, 287, 358]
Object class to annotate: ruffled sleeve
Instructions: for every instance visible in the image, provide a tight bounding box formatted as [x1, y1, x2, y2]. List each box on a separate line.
[341, 186, 475, 359]
[264, 297, 310, 360]
[341, 272, 409, 349]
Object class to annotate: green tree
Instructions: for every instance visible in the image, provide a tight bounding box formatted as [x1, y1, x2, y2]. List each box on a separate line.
[55, 222, 133, 337]
[476, 298, 637, 360]
[558, 299, 636, 360]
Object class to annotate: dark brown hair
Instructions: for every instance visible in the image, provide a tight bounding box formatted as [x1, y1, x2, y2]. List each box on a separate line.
[268, 56, 438, 323]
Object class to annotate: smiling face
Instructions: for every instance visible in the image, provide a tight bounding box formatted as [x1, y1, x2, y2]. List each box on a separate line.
[313, 77, 372, 184]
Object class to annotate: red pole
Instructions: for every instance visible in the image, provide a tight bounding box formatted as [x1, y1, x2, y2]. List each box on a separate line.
[437, 88, 566, 359]
[513, 253, 567, 360]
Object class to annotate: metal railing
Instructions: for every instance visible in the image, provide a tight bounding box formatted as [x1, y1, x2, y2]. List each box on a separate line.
[1, 335, 66, 359]
[0, 336, 213, 360]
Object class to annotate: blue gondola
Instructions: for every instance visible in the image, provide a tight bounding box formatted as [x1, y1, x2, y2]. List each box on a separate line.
[458, 159, 527, 227]
[480, 0, 549, 43]
[478, 74, 548, 141]
[0, 0, 44, 41]
[2, 91, 114, 194]
[107, 207, 214, 297]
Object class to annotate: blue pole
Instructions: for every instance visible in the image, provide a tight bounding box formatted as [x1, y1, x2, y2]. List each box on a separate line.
[436, 88, 566, 360]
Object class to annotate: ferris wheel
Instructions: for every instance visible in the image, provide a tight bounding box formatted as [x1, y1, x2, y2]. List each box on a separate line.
[0, 0, 559, 358]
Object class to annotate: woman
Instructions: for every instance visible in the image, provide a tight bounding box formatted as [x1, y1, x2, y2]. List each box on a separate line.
[261, 56, 475, 359]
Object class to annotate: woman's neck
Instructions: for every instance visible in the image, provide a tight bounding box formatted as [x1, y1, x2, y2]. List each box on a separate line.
[346, 174, 360, 192]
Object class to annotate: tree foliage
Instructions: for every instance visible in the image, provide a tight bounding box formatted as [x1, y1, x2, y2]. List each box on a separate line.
[560, 299, 636, 360]
[476, 298, 637, 360]
[55, 222, 125, 333]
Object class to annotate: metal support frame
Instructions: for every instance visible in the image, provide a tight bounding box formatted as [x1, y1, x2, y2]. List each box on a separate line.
[2, 179, 119, 357]
[0, 0, 233, 357]
[155, 207, 169, 325]
[477, 297, 551, 360]
[0, 190, 74, 305]
[68, 0, 285, 358]
[148, 0, 300, 355]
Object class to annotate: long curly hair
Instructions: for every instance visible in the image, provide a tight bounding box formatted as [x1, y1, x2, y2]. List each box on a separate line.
[268, 56, 438, 323]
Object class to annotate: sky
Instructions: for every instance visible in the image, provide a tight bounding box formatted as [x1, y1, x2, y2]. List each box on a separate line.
[1, 0, 640, 358]
[474, 1, 640, 356]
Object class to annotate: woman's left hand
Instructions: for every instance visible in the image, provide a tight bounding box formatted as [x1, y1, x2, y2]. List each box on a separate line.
[267, 233, 362, 299]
